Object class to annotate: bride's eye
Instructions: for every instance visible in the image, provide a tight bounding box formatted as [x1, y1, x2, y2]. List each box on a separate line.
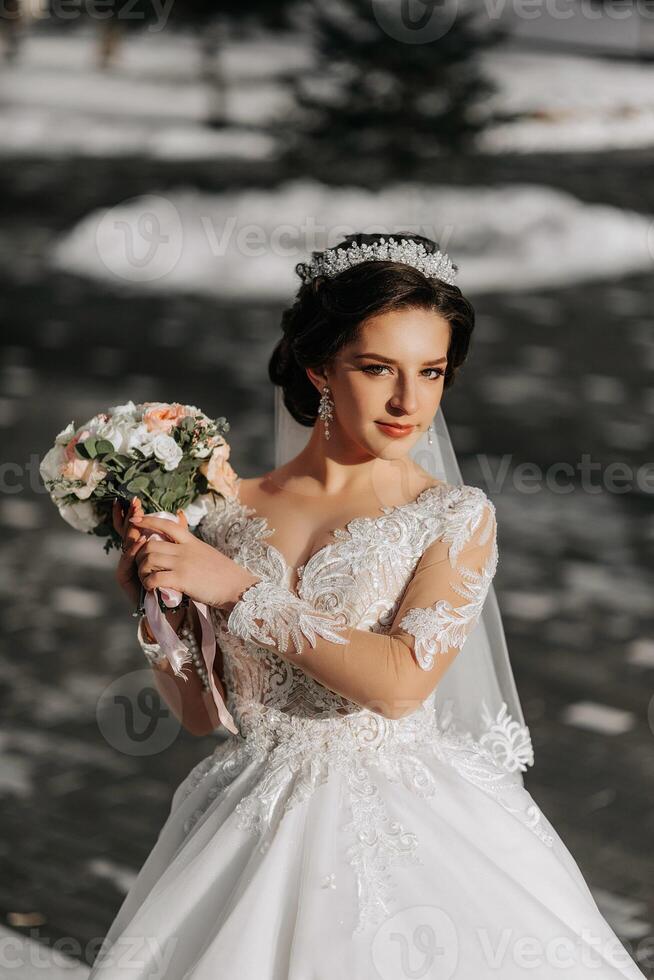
[361, 365, 444, 380]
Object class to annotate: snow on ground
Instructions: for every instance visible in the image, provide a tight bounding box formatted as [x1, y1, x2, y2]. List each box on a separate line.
[479, 50, 654, 154]
[0, 29, 295, 158]
[0, 106, 277, 160]
[488, 48, 654, 116]
[2, 29, 654, 156]
[481, 107, 654, 154]
[50, 179, 654, 299]
[0, 26, 311, 81]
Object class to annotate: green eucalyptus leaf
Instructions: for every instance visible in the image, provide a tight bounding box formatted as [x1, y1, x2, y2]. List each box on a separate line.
[83, 437, 98, 458]
[126, 476, 149, 492]
[75, 441, 93, 460]
[95, 439, 115, 456]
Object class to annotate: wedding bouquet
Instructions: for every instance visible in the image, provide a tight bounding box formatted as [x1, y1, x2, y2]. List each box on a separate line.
[39, 400, 240, 732]
[39, 399, 237, 555]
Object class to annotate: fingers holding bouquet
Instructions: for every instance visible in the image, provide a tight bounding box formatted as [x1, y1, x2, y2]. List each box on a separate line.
[112, 497, 147, 607]
[130, 510, 258, 610]
[113, 496, 143, 547]
[131, 507, 188, 593]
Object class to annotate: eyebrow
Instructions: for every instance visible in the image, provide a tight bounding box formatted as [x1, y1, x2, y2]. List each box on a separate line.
[354, 353, 448, 366]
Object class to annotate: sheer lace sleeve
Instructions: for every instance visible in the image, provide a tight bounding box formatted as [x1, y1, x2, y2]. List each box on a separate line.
[225, 494, 498, 720]
[394, 500, 498, 670]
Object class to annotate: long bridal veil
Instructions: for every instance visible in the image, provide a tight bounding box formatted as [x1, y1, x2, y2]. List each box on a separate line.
[274, 388, 533, 779]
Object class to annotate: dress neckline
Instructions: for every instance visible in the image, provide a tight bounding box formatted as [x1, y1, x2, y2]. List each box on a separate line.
[230, 478, 450, 594]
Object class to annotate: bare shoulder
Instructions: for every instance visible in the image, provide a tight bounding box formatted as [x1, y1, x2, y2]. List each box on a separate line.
[407, 461, 449, 495]
[235, 475, 260, 492]
[236, 471, 278, 492]
[234, 471, 283, 507]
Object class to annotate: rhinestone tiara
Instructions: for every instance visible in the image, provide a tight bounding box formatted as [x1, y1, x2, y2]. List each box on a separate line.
[297, 236, 458, 286]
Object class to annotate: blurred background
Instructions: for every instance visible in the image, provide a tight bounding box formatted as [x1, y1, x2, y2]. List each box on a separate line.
[1, 0, 653, 975]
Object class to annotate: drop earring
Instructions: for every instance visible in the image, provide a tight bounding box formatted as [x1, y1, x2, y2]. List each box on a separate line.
[318, 384, 334, 440]
[427, 422, 434, 445]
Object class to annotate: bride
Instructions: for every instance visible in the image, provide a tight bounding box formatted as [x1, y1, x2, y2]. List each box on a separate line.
[96, 233, 646, 978]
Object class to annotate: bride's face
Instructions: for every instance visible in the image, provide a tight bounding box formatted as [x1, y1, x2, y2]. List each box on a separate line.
[314, 306, 451, 459]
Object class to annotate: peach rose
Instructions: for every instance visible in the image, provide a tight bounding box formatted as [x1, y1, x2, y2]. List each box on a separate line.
[143, 403, 188, 434]
[62, 457, 107, 499]
[64, 429, 91, 462]
[199, 442, 239, 499]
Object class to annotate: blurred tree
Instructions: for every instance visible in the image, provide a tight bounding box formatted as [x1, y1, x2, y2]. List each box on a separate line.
[281, 0, 507, 179]
[166, 1, 300, 127]
[1, 0, 23, 63]
[44, 0, 165, 69]
[166, 1, 296, 37]
[44, 0, 299, 113]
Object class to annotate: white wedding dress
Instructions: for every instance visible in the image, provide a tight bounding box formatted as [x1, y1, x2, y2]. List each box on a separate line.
[90, 483, 646, 979]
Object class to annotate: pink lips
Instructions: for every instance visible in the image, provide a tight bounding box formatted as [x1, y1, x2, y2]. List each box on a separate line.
[375, 421, 415, 438]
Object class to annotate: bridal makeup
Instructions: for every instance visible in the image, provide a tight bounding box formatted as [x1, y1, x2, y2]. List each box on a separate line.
[375, 421, 416, 437]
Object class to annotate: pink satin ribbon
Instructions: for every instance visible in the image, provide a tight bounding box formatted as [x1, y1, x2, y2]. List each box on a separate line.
[141, 511, 238, 735]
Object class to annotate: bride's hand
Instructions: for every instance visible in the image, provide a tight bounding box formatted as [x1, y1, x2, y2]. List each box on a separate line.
[113, 497, 147, 608]
[130, 512, 260, 610]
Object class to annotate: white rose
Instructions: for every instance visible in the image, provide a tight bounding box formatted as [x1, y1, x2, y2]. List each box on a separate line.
[58, 499, 98, 533]
[55, 422, 76, 446]
[107, 399, 138, 418]
[39, 444, 69, 499]
[40, 444, 65, 483]
[190, 442, 212, 459]
[125, 424, 155, 458]
[181, 492, 214, 527]
[94, 419, 130, 452]
[151, 433, 183, 471]
[71, 459, 107, 499]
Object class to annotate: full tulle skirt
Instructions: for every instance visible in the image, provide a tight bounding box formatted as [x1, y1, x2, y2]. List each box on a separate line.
[88, 730, 645, 979]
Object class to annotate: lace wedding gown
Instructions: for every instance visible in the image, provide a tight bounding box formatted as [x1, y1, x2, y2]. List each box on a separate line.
[90, 483, 646, 979]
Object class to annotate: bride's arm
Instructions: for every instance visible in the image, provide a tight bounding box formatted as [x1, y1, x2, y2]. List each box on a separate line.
[221, 500, 498, 720]
[138, 603, 227, 736]
[135, 496, 234, 737]
[117, 496, 214, 732]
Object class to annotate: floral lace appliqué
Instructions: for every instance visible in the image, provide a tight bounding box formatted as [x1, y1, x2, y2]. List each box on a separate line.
[227, 580, 350, 655]
[398, 535, 498, 670]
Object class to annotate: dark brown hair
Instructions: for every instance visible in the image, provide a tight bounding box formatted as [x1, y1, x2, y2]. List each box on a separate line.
[269, 232, 475, 426]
